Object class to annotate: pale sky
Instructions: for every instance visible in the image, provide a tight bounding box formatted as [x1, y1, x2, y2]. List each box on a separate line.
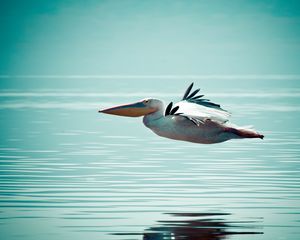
[1, 0, 300, 75]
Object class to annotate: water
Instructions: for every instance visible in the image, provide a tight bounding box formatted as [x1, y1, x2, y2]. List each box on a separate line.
[0, 77, 300, 240]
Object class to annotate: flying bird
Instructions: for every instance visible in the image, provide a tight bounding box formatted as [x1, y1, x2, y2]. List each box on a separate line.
[99, 83, 264, 144]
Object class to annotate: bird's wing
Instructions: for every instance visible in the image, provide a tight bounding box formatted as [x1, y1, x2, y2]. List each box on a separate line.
[165, 83, 230, 125]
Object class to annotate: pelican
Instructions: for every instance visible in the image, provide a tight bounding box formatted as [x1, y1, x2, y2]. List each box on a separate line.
[99, 83, 264, 144]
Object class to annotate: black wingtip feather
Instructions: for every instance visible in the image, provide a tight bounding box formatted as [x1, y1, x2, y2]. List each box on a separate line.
[181, 82, 225, 111]
[182, 83, 194, 100]
[165, 102, 173, 116]
[170, 106, 179, 115]
[188, 89, 200, 99]
[191, 95, 204, 100]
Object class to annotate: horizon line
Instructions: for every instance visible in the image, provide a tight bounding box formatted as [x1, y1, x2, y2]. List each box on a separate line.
[1, 74, 300, 80]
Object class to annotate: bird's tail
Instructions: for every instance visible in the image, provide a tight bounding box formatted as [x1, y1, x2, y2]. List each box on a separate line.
[225, 126, 264, 139]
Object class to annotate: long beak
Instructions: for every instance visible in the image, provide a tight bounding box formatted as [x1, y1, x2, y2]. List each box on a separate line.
[99, 101, 155, 117]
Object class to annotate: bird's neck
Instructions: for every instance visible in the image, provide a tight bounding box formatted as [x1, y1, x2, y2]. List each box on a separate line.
[143, 106, 164, 128]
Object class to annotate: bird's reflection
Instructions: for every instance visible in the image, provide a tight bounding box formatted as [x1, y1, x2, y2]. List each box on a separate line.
[113, 212, 263, 240]
[143, 213, 263, 240]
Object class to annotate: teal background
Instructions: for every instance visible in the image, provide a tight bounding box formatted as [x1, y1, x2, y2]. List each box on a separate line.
[1, 0, 300, 75]
[1, 1, 300, 240]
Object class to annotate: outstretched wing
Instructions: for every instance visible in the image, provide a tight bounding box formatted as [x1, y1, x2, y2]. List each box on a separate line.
[165, 83, 230, 125]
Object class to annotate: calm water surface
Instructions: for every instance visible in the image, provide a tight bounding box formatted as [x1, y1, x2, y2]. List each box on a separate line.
[0, 78, 300, 240]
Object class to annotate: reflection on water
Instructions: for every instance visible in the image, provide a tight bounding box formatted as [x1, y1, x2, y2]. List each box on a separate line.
[0, 78, 300, 240]
[114, 212, 263, 240]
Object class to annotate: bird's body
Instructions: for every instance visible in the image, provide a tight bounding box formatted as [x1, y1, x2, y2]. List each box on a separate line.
[100, 83, 264, 144]
[142, 100, 261, 144]
[144, 113, 225, 144]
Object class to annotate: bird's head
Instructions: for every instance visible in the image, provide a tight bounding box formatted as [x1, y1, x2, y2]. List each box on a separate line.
[99, 98, 163, 117]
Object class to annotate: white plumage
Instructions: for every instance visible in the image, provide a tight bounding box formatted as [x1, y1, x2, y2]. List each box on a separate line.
[173, 100, 230, 125]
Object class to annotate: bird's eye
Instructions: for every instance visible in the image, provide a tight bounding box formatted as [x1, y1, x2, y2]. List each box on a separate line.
[144, 100, 149, 104]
